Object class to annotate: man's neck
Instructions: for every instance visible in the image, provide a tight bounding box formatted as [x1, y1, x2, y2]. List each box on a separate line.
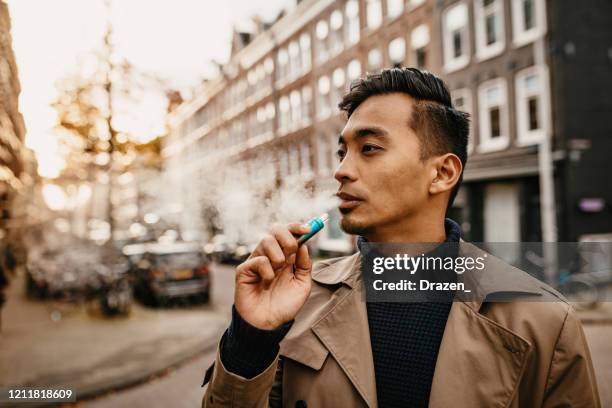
[364, 215, 447, 243]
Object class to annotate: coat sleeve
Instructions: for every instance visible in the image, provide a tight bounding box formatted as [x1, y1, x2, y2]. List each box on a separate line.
[201, 347, 284, 408]
[542, 306, 601, 408]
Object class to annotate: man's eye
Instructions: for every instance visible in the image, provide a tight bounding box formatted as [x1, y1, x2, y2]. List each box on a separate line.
[336, 149, 346, 160]
[362, 144, 381, 154]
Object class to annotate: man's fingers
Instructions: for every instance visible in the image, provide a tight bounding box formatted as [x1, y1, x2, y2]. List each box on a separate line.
[248, 222, 312, 266]
[238, 256, 275, 286]
[255, 234, 286, 269]
[294, 244, 312, 277]
[270, 224, 297, 263]
[287, 222, 311, 238]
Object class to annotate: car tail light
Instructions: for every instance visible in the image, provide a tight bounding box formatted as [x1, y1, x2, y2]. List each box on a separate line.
[195, 265, 210, 277]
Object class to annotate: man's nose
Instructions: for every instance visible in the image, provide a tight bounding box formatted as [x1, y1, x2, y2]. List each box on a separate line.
[334, 154, 358, 183]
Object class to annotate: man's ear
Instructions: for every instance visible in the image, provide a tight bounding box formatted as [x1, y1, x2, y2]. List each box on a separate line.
[428, 153, 462, 195]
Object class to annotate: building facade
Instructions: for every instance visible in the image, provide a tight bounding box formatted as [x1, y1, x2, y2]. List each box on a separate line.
[163, 0, 612, 250]
[439, 0, 612, 242]
[0, 1, 29, 268]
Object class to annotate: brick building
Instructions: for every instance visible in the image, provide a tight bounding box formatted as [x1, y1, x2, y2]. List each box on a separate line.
[439, 0, 612, 242]
[0, 1, 28, 265]
[162, 0, 612, 251]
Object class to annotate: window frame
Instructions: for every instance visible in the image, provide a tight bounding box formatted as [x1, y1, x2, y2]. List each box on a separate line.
[512, 0, 546, 47]
[345, 0, 361, 46]
[367, 48, 383, 73]
[514, 65, 550, 146]
[366, 0, 383, 30]
[388, 36, 407, 67]
[442, 1, 470, 73]
[386, 0, 404, 19]
[451, 88, 474, 154]
[477, 78, 510, 153]
[474, 0, 506, 61]
[411, 24, 430, 69]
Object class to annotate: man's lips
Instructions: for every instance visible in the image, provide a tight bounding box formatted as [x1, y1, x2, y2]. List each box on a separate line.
[336, 192, 363, 209]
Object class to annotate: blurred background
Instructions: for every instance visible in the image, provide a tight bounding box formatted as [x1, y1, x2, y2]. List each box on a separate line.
[0, 0, 611, 406]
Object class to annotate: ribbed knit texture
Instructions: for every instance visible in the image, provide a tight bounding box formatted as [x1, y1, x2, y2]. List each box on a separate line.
[362, 218, 461, 408]
[218, 305, 293, 379]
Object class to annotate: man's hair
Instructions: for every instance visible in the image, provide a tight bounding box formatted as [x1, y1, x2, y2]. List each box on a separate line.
[338, 67, 470, 212]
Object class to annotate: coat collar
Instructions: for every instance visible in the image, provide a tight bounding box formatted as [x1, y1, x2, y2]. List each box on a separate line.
[311, 238, 550, 309]
[282, 239, 555, 408]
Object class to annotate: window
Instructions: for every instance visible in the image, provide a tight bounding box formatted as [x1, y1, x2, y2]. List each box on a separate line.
[279, 95, 290, 133]
[317, 134, 331, 174]
[300, 142, 311, 174]
[277, 48, 289, 82]
[289, 145, 299, 175]
[368, 48, 383, 72]
[452, 88, 474, 153]
[478, 78, 509, 152]
[387, 0, 404, 18]
[264, 57, 274, 75]
[388, 37, 406, 67]
[407, 0, 425, 9]
[512, 0, 546, 47]
[265, 102, 275, 133]
[330, 10, 344, 56]
[256, 106, 266, 137]
[366, 0, 382, 30]
[290, 90, 302, 128]
[299, 33, 311, 71]
[332, 68, 346, 106]
[474, 0, 505, 60]
[347, 59, 362, 81]
[345, 0, 360, 45]
[315, 20, 330, 63]
[443, 2, 470, 72]
[317, 76, 331, 119]
[301, 86, 312, 124]
[411, 24, 429, 69]
[288, 40, 301, 78]
[515, 66, 548, 146]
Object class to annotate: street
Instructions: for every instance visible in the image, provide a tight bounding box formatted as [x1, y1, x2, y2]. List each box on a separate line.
[82, 262, 236, 408]
[83, 262, 612, 408]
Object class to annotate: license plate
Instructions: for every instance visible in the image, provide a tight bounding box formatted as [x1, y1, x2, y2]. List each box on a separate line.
[173, 269, 193, 280]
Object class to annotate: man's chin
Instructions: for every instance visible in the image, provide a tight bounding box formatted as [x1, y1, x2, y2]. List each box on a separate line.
[339, 213, 373, 236]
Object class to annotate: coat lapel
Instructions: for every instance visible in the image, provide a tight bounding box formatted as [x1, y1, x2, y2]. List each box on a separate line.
[429, 240, 545, 407]
[311, 277, 378, 408]
[428, 301, 532, 407]
[280, 253, 378, 408]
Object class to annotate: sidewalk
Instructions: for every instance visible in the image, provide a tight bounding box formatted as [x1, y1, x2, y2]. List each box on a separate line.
[575, 302, 612, 325]
[0, 270, 227, 406]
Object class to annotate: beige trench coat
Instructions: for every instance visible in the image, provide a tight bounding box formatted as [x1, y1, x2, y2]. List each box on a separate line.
[202, 240, 601, 407]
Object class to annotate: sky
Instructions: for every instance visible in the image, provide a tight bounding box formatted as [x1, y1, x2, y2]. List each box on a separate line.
[7, 0, 290, 178]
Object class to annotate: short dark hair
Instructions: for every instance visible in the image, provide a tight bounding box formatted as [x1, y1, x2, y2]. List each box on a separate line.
[338, 67, 470, 211]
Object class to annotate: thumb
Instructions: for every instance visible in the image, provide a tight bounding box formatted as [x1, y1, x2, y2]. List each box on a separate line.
[294, 244, 312, 281]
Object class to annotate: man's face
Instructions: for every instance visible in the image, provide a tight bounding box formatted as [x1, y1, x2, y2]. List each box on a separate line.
[335, 93, 436, 237]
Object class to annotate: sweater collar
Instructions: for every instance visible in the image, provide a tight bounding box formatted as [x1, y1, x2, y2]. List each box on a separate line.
[356, 217, 462, 252]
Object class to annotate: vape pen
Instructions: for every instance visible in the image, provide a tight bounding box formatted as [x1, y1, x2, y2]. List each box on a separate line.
[297, 213, 329, 245]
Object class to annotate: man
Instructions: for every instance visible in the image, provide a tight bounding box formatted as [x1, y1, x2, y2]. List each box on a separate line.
[202, 68, 600, 407]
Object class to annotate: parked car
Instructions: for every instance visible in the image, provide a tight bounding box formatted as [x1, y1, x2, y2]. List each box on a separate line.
[204, 235, 256, 264]
[123, 241, 211, 306]
[25, 249, 103, 301]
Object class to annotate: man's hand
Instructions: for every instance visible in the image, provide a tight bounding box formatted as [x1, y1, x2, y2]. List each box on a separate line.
[234, 223, 313, 330]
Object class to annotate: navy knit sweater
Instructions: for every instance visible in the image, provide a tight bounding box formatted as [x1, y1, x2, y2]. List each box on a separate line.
[209, 218, 462, 408]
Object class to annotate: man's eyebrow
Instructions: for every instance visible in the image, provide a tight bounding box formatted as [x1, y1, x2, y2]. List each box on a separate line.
[338, 126, 389, 144]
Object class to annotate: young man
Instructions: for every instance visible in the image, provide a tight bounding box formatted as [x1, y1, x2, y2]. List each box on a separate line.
[202, 68, 600, 407]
